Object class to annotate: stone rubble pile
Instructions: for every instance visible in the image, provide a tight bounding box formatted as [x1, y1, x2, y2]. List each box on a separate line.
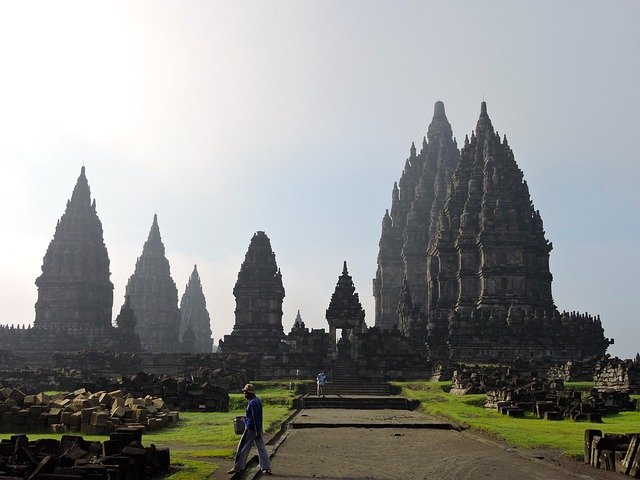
[584, 429, 640, 476]
[52, 350, 141, 375]
[450, 366, 536, 394]
[487, 384, 636, 421]
[121, 371, 230, 412]
[547, 356, 601, 382]
[0, 387, 179, 435]
[593, 357, 640, 393]
[182, 353, 257, 390]
[0, 428, 169, 479]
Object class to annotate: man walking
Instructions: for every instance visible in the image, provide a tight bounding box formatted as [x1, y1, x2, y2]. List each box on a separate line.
[316, 370, 327, 396]
[228, 383, 272, 475]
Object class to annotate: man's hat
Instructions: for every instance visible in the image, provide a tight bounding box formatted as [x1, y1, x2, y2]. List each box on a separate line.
[241, 383, 255, 394]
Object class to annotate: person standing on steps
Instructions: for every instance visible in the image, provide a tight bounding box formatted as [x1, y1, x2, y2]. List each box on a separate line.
[316, 370, 327, 396]
[227, 383, 272, 475]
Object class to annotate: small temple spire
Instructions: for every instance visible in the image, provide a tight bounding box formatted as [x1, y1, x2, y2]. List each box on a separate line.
[342, 260, 348, 275]
[475, 101, 494, 136]
[145, 214, 164, 253]
[68, 166, 92, 210]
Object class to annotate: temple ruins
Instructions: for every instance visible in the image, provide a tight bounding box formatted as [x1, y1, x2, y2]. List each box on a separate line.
[0, 101, 615, 379]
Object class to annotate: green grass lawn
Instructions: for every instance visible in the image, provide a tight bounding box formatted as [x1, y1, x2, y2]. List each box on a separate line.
[396, 381, 640, 459]
[0, 382, 298, 480]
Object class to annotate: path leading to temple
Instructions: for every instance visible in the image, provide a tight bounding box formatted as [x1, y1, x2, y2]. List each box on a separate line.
[249, 409, 621, 480]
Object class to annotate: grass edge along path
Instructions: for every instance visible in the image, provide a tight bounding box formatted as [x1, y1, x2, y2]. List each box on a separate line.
[395, 381, 640, 460]
[166, 382, 297, 479]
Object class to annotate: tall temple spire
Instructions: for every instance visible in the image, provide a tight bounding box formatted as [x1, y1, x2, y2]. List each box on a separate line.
[145, 213, 164, 254]
[35, 167, 113, 329]
[179, 264, 213, 353]
[427, 102, 553, 315]
[125, 215, 181, 352]
[374, 101, 459, 331]
[68, 166, 91, 211]
[475, 101, 494, 138]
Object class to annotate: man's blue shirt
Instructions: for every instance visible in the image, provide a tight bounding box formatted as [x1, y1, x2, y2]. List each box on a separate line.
[244, 396, 263, 433]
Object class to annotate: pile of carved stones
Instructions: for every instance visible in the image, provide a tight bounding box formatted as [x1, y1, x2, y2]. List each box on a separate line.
[450, 366, 532, 394]
[0, 387, 179, 435]
[488, 384, 636, 421]
[593, 357, 640, 394]
[122, 371, 230, 412]
[0, 428, 169, 479]
[182, 353, 257, 390]
[585, 430, 640, 476]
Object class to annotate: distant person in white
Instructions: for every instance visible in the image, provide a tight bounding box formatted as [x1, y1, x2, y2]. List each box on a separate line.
[316, 370, 327, 396]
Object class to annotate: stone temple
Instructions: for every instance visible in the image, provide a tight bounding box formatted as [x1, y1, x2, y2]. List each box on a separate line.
[125, 215, 182, 353]
[220, 231, 286, 354]
[179, 264, 213, 353]
[0, 167, 139, 355]
[1, 101, 612, 376]
[375, 102, 611, 364]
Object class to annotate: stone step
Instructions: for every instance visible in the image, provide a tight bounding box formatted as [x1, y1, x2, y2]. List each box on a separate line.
[314, 382, 394, 396]
[300, 395, 411, 410]
[322, 387, 393, 396]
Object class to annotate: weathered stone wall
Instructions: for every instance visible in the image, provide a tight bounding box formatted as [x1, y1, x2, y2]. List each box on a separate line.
[357, 327, 431, 380]
[593, 358, 640, 393]
[53, 350, 141, 375]
[548, 356, 602, 382]
[433, 309, 611, 366]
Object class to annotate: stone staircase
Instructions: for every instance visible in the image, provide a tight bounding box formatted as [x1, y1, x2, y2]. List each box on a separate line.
[323, 381, 394, 396]
[300, 394, 412, 410]
[299, 376, 413, 410]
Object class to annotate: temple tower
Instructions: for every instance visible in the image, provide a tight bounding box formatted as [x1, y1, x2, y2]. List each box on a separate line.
[292, 310, 305, 329]
[221, 231, 286, 354]
[113, 295, 142, 351]
[125, 214, 181, 352]
[427, 102, 554, 315]
[179, 264, 213, 353]
[326, 261, 365, 360]
[373, 101, 459, 330]
[34, 166, 114, 328]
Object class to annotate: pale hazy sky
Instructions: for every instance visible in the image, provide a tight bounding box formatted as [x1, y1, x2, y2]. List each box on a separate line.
[0, 1, 638, 358]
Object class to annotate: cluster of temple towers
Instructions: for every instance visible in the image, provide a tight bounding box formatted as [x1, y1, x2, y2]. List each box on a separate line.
[14, 166, 214, 353]
[0, 101, 612, 366]
[373, 101, 609, 362]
